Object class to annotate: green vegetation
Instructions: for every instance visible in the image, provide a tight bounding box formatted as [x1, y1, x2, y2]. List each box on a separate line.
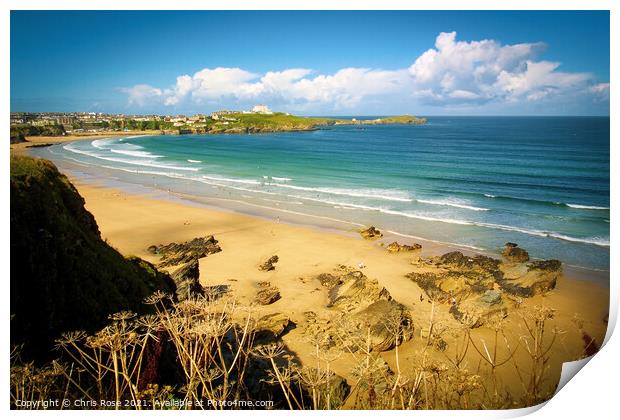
[69, 119, 176, 131]
[109, 119, 177, 131]
[10, 123, 66, 138]
[206, 112, 337, 133]
[185, 113, 426, 134]
[10, 156, 175, 361]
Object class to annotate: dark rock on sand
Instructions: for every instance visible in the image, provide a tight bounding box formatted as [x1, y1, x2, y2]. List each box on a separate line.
[360, 226, 383, 239]
[305, 270, 416, 352]
[449, 290, 508, 328]
[439, 251, 502, 275]
[528, 259, 562, 272]
[407, 269, 496, 303]
[352, 300, 415, 351]
[149, 236, 221, 267]
[386, 241, 422, 253]
[502, 242, 530, 263]
[407, 251, 504, 303]
[498, 259, 562, 297]
[406, 272, 447, 302]
[253, 313, 292, 342]
[255, 285, 281, 305]
[316, 273, 342, 288]
[259, 255, 279, 271]
[302, 312, 339, 349]
[170, 260, 203, 301]
[328, 271, 391, 312]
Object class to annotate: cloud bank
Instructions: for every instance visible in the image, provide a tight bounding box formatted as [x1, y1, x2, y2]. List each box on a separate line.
[123, 32, 608, 112]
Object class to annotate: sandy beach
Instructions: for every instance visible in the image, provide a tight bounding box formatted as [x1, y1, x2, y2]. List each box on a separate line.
[68, 176, 610, 404]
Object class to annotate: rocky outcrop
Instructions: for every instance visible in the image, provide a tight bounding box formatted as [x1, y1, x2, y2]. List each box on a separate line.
[360, 226, 383, 240]
[316, 273, 342, 288]
[407, 251, 501, 303]
[308, 270, 414, 352]
[386, 241, 422, 253]
[148, 236, 221, 267]
[255, 282, 281, 305]
[170, 260, 203, 301]
[259, 255, 279, 271]
[405, 246, 565, 330]
[449, 290, 508, 328]
[406, 247, 565, 328]
[253, 313, 292, 343]
[502, 243, 530, 263]
[352, 300, 415, 351]
[327, 271, 391, 313]
[498, 259, 562, 297]
[438, 251, 502, 275]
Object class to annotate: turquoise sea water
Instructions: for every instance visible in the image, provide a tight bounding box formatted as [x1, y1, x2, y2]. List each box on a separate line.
[35, 117, 610, 271]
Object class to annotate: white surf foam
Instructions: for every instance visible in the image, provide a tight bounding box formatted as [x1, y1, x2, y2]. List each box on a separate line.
[566, 203, 609, 210]
[202, 175, 261, 185]
[284, 194, 610, 248]
[63, 143, 198, 172]
[91, 138, 118, 149]
[546, 234, 609, 247]
[416, 198, 489, 211]
[270, 183, 413, 202]
[110, 148, 164, 158]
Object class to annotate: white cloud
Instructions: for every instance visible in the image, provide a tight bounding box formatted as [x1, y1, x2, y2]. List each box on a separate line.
[121, 84, 162, 106]
[589, 82, 610, 101]
[277, 67, 411, 108]
[590, 82, 610, 93]
[494, 60, 590, 101]
[408, 31, 592, 105]
[122, 31, 608, 111]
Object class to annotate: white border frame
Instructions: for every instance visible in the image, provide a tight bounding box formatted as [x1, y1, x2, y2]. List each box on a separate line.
[2, 2, 616, 419]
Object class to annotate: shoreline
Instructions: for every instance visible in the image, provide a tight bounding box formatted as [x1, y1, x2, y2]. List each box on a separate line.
[62, 160, 610, 286]
[67, 171, 610, 298]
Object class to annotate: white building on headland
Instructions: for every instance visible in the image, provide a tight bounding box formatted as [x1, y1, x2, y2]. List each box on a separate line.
[252, 104, 273, 114]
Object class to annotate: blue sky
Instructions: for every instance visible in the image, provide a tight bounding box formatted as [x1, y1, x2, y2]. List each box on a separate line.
[11, 11, 610, 115]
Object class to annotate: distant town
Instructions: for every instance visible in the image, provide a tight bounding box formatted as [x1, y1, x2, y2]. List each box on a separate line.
[10, 105, 278, 134]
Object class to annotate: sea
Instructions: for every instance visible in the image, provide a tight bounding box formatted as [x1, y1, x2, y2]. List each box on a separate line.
[32, 116, 610, 273]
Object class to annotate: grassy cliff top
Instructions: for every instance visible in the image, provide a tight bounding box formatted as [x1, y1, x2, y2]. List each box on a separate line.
[11, 156, 174, 360]
[206, 112, 426, 133]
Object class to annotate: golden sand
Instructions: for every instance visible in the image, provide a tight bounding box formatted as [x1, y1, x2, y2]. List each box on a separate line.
[69, 178, 609, 402]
